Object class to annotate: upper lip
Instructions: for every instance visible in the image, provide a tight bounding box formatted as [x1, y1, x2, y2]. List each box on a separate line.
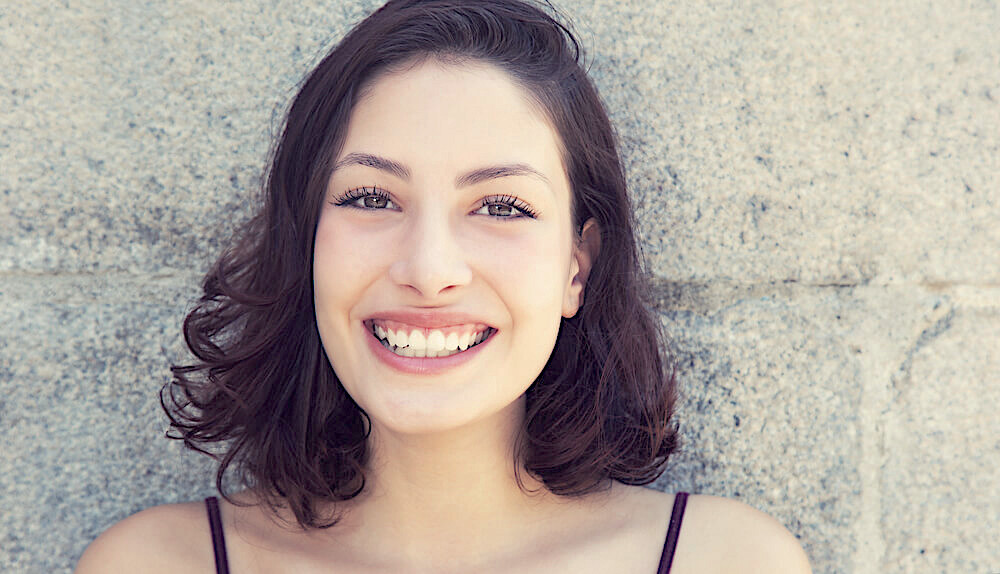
[363, 309, 496, 330]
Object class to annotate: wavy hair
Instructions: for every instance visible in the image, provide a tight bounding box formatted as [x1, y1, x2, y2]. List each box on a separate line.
[163, 0, 678, 529]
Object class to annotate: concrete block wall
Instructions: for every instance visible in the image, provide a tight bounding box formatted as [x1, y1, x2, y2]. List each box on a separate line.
[2, 1, 997, 572]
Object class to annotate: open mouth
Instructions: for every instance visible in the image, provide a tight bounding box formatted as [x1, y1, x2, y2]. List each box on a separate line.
[365, 320, 497, 359]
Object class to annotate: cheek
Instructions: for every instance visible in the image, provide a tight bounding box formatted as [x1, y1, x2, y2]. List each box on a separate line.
[313, 212, 387, 298]
[476, 226, 571, 343]
[495, 237, 568, 388]
[487, 226, 571, 302]
[312, 212, 385, 360]
[314, 218, 349, 310]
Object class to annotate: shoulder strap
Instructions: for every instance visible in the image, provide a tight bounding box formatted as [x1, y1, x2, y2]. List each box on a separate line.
[656, 492, 689, 574]
[205, 496, 231, 574]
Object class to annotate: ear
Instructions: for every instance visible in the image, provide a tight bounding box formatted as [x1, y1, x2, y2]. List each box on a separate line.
[562, 218, 601, 318]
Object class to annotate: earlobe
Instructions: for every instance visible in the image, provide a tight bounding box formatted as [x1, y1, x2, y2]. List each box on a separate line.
[562, 218, 601, 318]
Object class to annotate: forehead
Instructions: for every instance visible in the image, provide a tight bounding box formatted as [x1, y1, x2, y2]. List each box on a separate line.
[340, 59, 568, 189]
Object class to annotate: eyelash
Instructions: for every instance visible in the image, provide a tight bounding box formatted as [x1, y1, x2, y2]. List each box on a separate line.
[331, 186, 539, 219]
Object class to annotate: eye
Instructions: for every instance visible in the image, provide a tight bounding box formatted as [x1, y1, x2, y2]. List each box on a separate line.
[331, 186, 397, 210]
[474, 194, 538, 220]
[331, 188, 538, 219]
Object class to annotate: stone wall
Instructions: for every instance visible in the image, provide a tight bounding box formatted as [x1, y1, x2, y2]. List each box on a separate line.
[2, 1, 997, 572]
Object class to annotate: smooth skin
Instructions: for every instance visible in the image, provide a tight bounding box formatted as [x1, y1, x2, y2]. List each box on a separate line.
[76, 59, 811, 573]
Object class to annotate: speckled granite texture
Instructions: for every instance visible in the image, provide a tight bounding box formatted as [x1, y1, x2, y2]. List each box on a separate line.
[2, 1, 997, 573]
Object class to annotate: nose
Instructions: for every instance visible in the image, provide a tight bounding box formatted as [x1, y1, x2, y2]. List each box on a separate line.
[388, 210, 472, 298]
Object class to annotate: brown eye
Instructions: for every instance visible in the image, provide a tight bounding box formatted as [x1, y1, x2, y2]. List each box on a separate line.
[488, 204, 514, 217]
[332, 186, 397, 210]
[475, 194, 538, 220]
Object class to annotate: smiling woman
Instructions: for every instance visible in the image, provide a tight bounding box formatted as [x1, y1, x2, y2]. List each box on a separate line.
[315, 60, 589, 439]
[75, 1, 810, 573]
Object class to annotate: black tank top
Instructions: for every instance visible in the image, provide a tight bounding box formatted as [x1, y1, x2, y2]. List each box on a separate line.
[205, 492, 689, 574]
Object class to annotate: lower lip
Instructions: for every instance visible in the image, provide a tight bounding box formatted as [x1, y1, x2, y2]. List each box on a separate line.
[364, 324, 496, 375]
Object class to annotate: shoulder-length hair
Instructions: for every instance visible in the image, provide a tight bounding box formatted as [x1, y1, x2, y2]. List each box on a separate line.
[164, 0, 678, 529]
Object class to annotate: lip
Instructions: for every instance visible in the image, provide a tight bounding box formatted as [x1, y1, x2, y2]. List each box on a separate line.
[363, 320, 497, 375]
[363, 309, 497, 330]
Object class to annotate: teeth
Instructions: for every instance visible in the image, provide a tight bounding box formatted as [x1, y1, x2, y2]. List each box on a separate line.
[370, 321, 493, 358]
[408, 330, 426, 351]
[383, 326, 486, 351]
[427, 330, 446, 353]
[445, 332, 459, 351]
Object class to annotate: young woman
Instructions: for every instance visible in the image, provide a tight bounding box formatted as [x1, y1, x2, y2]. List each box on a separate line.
[77, 1, 811, 572]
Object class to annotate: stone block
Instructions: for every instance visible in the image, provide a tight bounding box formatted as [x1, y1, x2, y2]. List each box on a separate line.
[0, 276, 216, 573]
[574, 2, 1000, 284]
[881, 306, 1000, 572]
[653, 283, 1000, 573]
[0, 1, 380, 274]
[653, 286, 863, 569]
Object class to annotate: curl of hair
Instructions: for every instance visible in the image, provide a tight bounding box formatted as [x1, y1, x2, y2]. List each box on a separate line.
[162, 0, 678, 530]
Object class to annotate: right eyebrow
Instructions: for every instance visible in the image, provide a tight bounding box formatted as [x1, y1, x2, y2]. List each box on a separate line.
[333, 152, 411, 181]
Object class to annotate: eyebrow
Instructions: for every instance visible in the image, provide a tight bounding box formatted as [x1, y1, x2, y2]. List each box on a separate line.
[333, 152, 551, 190]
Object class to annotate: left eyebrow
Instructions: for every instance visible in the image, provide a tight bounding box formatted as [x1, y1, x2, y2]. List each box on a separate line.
[455, 163, 551, 190]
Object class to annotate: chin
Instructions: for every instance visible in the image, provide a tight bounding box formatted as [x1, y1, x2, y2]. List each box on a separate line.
[366, 391, 526, 439]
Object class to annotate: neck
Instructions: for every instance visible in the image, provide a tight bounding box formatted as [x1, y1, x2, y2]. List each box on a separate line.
[335, 397, 565, 567]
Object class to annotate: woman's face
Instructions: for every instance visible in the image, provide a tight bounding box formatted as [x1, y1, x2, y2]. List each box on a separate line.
[313, 59, 595, 436]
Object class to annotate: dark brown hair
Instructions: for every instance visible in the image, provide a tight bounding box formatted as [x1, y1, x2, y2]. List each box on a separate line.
[163, 0, 678, 529]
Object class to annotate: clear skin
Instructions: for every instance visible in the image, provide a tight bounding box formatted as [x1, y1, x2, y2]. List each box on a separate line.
[313, 59, 596, 439]
[74, 58, 812, 574]
[310, 57, 603, 566]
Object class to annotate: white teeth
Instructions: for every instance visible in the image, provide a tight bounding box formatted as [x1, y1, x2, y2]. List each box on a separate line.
[408, 330, 426, 351]
[371, 321, 493, 358]
[445, 332, 459, 351]
[427, 330, 446, 353]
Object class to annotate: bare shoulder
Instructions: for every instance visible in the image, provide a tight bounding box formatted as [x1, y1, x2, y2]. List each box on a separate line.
[75, 500, 214, 574]
[676, 494, 812, 574]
